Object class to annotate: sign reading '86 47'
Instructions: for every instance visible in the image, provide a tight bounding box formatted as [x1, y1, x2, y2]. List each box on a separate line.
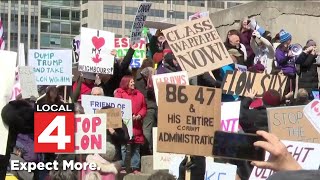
[34, 104, 75, 153]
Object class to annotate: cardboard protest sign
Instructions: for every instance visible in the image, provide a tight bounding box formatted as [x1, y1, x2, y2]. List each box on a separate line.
[153, 127, 184, 170]
[157, 83, 221, 156]
[0, 50, 17, 155]
[221, 71, 288, 98]
[162, 17, 233, 78]
[74, 114, 107, 154]
[114, 37, 146, 68]
[81, 95, 133, 138]
[78, 27, 115, 74]
[152, 71, 189, 105]
[249, 140, 320, 180]
[18, 66, 39, 99]
[130, 2, 152, 44]
[312, 91, 319, 99]
[144, 20, 175, 30]
[72, 35, 80, 63]
[303, 99, 320, 133]
[188, 11, 209, 21]
[95, 108, 122, 129]
[28, 49, 72, 85]
[268, 106, 320, 143]
[221, 101, 240, 132]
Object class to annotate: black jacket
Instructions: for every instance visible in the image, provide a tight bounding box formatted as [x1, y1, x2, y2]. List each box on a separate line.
[239, 97, 268, 133]
[99, 48, 135, 97]
[296, 52, 319, 94]
[107, 121, 129, 161]
[197, 69, 222, 88]
[135, 70, 157, 110]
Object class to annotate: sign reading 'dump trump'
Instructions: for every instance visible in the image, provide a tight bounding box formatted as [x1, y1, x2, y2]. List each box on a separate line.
[162, 17, 233, 78]
[221, 70, 288, 98]
[157, 83, 221, 156]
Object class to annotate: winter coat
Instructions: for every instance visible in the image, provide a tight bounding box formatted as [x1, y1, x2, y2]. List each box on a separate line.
[16, 134, 41, 163]
[72, 81, 94, 102]
[114, 88, 147, 144]
[135, 69, 157, 110]
[197, 69, 222, 88]
[82, 154, 117, 180]
[296, 52, 319, 94]
[156, 61, 182, 75]
[107, 121, 130, 161]
[8, 154, 34, 180]
[275, 45, 304, 76]
[99, 48, 134, 97]
[240, 30, 255, 61]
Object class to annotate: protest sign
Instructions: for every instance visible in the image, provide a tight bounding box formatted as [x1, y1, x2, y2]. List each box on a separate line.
[153, 127, 184, 170]
[162, 17, 233, 78]
[95, 108, 122, 129]
[28, 49, 72, 85]
[78, 27, 115, 74]
[152, 71, 189, 105]
[19, 43, 25, 66]
[249, 140, 320, 180]
[221, 101, 240, 132]
[145, 20, 175, 30]
[0, 50, 17, 155]
[81, 95, 133, 138]
[72, 35, 80, 63]
[188, 11, 209, 21]
[303, 99, 320, 133]
[130, 2, 152, 44]
[114, 37, 146, 68]
[74, 114, 106, 154]
[268, 106, 320, 143]
[18, 66, 38, 99]
[221, 71, 288, 98]
[312, 91, 319, 99]
[157, 83, 221, 156]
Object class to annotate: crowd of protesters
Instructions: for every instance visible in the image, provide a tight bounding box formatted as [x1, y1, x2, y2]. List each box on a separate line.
[1, 15, 320, 180]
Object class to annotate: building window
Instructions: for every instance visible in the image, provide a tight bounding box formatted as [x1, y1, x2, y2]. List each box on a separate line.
[71, 22, 80, 35]
[41, 34, 50, 47]
[41, 22, 50, 32]
[125, 7, 137, 15]
[61, 23, 71, 34]
[51, 8, 60, 19]
[41, 7, 50, 18]
[82, 9, 88, 18]
[61, 9, 70, 20]
[82, 23, 88, 27]
[167, 11, 184, 19]
[82, 0, 88, 4]
[50, 35, 61, 46]
[10, 33, 18, 49]
[31, 0, 38, 5]
[171, 0, 184, 5]
[149, 9, 164, 17]
[51, 21, 60, 33]
[104, 5, 122, 14]
[21, 15, 28, 26]
[73, 0, 80, 7]
[187, 0, 205, 7]
[227, 2, 242, 8]
[72, 11, 80, 21]
[103, 19, 122, 28]
[208, 1, 225, 9]
[125, 21, 133, 29]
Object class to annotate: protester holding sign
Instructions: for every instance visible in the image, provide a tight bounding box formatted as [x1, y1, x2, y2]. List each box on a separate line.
[156, 53, 181, 74]
[225, 29, 247, 66]
[72, 72, 95, 102]
[114, 75, 147, 174]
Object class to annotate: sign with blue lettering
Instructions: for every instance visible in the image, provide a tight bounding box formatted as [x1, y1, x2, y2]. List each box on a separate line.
[81, 95, 133, 138]
[28, 49, 72, 85]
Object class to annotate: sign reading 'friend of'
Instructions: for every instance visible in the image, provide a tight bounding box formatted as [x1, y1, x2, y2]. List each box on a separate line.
[28, 49, 72, 85]
[79, 27, 115, 74]
[157, 83, 221, 156]
[267, 106, 320, 143]
[162, 17, 233, 78]
[222, 71, 288, 98]
[130, 2, 152, 44]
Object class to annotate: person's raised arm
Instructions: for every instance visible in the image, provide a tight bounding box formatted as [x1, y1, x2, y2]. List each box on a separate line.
[71, 76, 83, 103]
[119, 46, 135, 74]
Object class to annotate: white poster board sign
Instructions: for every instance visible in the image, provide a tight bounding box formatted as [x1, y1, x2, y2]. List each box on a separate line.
[130, 2, 152, 44]
[249, 140, 320, 180]
[72, 35, 80, 63]
[9, 69, 21, 101]
[221, 101, 240, 132]
[19, 43, 25, 66]
[81, 95, 133, 138]
[28, 49, 73, 85]
[18, 66, 38, 98]
[74, 114, 107, 154]
[152, 71, 189, 105]
[0, 50, 17, 155]
[78, 27, 115, 74]
[303, 99, 320, 133]
[153, 127, 184, 170]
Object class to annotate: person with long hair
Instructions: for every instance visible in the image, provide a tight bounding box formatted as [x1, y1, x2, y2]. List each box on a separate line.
[44, 86, 64, 104]
[114, 75, 147, 174]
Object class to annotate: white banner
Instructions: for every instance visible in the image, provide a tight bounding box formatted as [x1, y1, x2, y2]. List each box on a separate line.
[221, 101, 240, 132]
[130, 2, 152, 44]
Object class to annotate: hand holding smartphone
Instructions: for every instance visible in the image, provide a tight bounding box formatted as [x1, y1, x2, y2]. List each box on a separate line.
[212, 131, 266, 161]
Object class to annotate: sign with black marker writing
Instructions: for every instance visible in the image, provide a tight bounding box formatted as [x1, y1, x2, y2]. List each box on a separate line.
[268, 106, 320, 143]
[130, 2, 152, 44]
[221, 70, 288, 98]
[157, 83, 221, 156]
[162, 17, 233, 78]
[18, 66, 39, 99]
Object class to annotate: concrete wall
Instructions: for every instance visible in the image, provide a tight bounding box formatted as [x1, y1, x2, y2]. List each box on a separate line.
[210, 1, 320, 45]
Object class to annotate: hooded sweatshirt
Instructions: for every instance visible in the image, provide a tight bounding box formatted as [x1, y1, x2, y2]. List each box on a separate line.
[275, 45, 296, 76]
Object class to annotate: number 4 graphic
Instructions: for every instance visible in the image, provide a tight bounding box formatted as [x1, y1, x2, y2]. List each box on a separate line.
[38, 116, 71, 150]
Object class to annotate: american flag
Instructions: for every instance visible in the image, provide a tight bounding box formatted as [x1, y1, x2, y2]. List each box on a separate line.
[0, 16, 5, 50]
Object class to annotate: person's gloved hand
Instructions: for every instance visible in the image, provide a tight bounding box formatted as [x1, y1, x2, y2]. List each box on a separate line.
[178, 156, 206, 180]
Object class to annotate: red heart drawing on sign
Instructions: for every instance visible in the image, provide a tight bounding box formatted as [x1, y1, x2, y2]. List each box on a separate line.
[92, 36, 105, 50]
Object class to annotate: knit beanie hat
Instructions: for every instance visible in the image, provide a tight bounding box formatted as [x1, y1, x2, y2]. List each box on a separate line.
[279, 29, 292, 43]
[306, 39, 316, 47]
[262, 90, 281, 107]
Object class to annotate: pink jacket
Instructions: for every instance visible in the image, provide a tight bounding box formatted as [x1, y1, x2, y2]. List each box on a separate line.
[114, 88, 147, 144]
[82, 154, 117, 180]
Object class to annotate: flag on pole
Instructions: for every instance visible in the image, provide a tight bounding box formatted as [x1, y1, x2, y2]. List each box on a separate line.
[0, 17, 5, 50]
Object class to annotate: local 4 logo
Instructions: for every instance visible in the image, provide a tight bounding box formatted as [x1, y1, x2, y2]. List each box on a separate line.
[34, 103, 75, 153]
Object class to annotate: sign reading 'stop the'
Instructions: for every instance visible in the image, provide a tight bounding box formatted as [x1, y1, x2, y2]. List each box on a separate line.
[162, 17, 233, 78]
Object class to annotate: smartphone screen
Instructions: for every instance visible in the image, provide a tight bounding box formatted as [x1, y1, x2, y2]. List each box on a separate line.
[212, 131, 266, 161]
